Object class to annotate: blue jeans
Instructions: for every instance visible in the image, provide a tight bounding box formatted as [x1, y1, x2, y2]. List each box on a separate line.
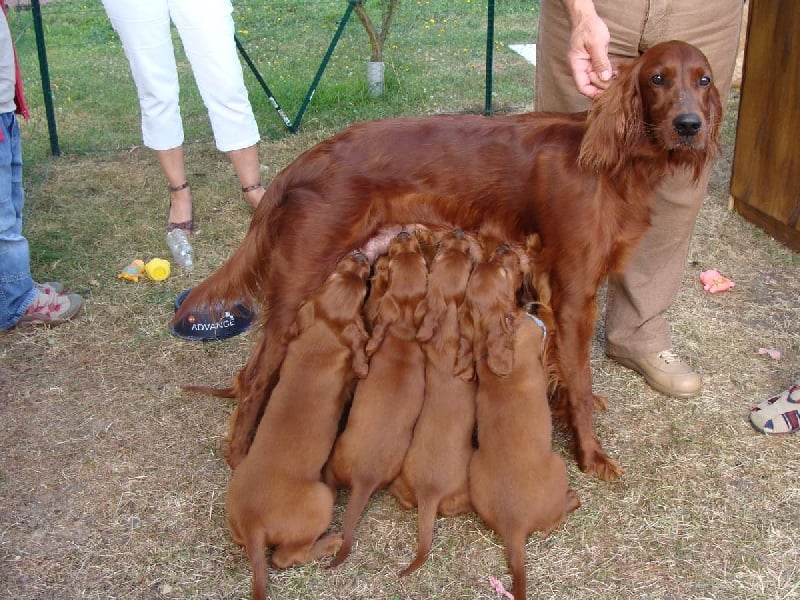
[0, 111, 36, 330]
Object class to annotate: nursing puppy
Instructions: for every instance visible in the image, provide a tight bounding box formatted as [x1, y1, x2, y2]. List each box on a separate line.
[226, 252, 371, 600]
[389, 230, 478, 576]
[462, 248, 580, 600]
[325, 231, 428, 568]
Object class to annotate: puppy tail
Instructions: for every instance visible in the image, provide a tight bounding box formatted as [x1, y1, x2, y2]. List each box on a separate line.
[328, 482, 375, 569]
[171, 176, 286, 326]
[180, 384, 237, 399]
[505, 531, 528, 600]
[398, 497, 437, 577]
[246, 533, 269, 600]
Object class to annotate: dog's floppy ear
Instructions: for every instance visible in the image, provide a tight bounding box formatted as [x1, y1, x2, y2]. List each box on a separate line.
[579, 59, 643, 175]
[342, 320, 370, 378]
[485, 311, 515, 377]
[415, 300, 434, 343]
[366, 294, 399, 356]
[288, 300, 315, 340]
[416, 286, 444, 342]
[364, 255, 390, 331]
[453, 301, 476, 381]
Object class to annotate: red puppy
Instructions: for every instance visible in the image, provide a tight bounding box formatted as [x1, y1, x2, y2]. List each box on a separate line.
[461, 248, 580, 600]
[325, 231, 428, 568]
[389, 229, 478, 576]
[225, 252, 370, 600]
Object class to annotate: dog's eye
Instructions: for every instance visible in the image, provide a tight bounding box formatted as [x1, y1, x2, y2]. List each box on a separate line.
[698, 75, 712, 87]
[650, 73, 665, 86]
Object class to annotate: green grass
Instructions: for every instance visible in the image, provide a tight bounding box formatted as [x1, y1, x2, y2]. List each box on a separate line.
[8, 0, 540, 180]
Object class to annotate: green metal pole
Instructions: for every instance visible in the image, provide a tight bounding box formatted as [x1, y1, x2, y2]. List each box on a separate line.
[30, 0, 59, 156]
[290, 0, 357, 132]
[484, 0, 494, 115]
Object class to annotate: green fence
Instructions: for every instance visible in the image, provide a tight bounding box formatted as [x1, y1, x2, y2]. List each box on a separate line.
[7, 0, 539, 167]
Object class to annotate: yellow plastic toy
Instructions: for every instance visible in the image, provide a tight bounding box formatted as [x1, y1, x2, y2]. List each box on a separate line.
[118, 259, 146, 282]
[145, 258, 171, 281]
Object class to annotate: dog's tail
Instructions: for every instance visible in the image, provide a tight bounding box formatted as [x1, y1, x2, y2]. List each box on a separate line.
[505, 530, 527, 600]
[181, 384, 237, 399]
[327, 481, 376, 569]
[171, 176, 286, 327]
[398, 496, 438, 577]
[246, 532, 269, 600]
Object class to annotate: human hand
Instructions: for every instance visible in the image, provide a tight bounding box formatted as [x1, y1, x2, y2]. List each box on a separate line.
[567, 10, 613, 99]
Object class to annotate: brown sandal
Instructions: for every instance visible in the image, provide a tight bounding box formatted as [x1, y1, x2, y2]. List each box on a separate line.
[167, 182, 194, 232]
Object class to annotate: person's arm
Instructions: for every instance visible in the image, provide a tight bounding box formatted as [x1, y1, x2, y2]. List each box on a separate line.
[562, 0, 612, 98]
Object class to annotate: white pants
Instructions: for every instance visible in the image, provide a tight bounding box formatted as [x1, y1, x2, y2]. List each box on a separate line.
[102, 0, 259, 152]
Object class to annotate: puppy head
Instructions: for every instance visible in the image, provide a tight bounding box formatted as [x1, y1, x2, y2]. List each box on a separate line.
[336, 250, 371, 282]
[417, 229, 476, 344]
[491, 244, 524, 292]
[460, 244, 525, 377]
[295, 251, 370, 334]
[388, 229, 422, 258]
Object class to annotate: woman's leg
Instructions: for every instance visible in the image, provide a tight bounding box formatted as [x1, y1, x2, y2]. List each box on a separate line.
[102, 0, 194, 227]
[170, 0, 262, 206]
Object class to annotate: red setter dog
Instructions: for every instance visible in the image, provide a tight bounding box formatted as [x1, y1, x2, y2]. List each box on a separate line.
[459, 245, 579, 600]
[175, 40, 721, 480]
[389, 229, 478, 576]
[225, 252, 370, 600]
[469, 308, 580, 600]
[324, 231, 428, 568]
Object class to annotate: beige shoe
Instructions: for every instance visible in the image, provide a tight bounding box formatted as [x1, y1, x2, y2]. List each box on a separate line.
[609, 349, 702, 398]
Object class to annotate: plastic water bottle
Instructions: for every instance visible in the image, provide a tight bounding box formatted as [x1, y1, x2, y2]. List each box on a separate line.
[166, 228, 193, 271]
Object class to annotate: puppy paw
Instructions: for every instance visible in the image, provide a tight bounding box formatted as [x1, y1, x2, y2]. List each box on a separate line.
[314, 533, 344, 560]
[592, 393, 609, 411]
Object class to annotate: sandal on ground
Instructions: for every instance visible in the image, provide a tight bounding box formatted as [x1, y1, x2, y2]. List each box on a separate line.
[749, 383, 800, 436]
[167, 182, 194, 233]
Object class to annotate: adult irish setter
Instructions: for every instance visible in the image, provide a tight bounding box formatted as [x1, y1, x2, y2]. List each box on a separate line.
[175, 40, 721, 480]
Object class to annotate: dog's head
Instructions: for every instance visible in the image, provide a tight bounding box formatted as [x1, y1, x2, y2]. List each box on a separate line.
[293, 251, 370, 335]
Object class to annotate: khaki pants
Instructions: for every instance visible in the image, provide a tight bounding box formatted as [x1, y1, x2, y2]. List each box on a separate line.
[535, 0, 743, 358]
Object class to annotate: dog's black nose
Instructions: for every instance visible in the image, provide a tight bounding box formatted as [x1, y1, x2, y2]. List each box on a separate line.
[396, 230, 411, 240]
[673, 113, 702, 137]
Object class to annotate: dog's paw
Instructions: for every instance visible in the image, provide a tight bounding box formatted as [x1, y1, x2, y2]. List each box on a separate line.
[315, 533, 344, 560]
[592, 393, 609, 411]
[578, 447, 623, 481]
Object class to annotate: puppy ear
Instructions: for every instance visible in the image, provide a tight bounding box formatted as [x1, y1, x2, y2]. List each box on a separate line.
[366, 295, 399, 356]
[415, 299, 435, 343]
[342, 320, 370, 378]
[453, 302, 475, 381]
[364, 257, 389, 329]
[290, 301, 315, 339]
[579, 60, 643, 174]
[416, 281, 447, 343]
[485, 311, 515, 377]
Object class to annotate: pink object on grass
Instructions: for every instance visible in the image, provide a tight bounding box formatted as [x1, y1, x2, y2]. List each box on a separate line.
[757, 347, 782, 361]
[489, 576, 515, 599]
[699, 269, 735, 293]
